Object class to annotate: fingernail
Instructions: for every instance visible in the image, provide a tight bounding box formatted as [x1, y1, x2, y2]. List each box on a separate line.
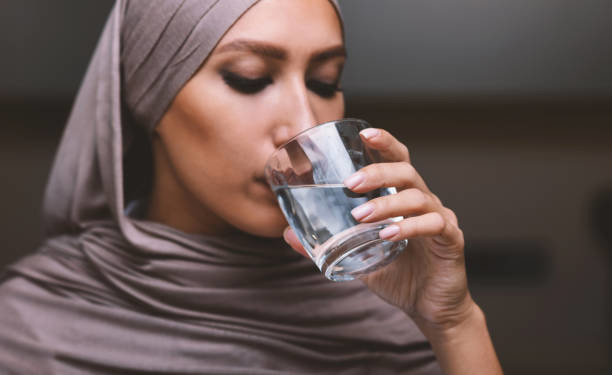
[282, 227, 292, 241]
[351, 203, 374, 221]
[283, 227, 300, 244]
[344, 172, 365, 190]
[379, 225, 399, 240]
[360, 128, 380, 140]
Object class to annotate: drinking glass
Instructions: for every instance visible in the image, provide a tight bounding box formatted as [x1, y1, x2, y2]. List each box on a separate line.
[264, 118, 407, 281]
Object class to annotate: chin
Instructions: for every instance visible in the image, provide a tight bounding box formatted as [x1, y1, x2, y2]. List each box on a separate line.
[233, 202, 288, 238]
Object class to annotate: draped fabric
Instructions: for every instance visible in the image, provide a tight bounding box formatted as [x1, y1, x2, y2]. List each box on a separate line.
[0, 1, 441, 373]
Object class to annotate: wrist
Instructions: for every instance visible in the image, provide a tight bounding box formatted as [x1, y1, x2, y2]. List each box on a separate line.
[416, 303, 503, 375]
[413, 298, 483, 344]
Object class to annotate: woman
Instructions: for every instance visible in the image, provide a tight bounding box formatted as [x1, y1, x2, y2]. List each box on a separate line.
[0, 0, 502, 374]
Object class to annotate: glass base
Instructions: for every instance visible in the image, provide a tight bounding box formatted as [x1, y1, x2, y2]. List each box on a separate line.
[314, 222, 408, 282]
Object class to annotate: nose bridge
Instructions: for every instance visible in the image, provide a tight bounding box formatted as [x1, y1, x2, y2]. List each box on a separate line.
[285, 76, 317, 135]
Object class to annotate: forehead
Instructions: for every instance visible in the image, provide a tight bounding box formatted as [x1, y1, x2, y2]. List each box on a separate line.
[217, 0, 343, 54]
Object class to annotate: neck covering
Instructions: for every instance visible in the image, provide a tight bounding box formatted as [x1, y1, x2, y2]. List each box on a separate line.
[0, 1, 440, 373]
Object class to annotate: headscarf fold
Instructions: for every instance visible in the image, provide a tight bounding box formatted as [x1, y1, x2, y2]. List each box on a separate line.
[0, 1, 441, 373]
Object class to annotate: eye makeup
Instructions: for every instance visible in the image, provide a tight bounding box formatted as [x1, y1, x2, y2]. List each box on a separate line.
[219, 66, 343, 99]
[220, 69, 272, 94]
[306, 78, 342, 99]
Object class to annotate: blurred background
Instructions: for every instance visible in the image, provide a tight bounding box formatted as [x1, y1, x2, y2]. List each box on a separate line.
[1, 0, 611, 373]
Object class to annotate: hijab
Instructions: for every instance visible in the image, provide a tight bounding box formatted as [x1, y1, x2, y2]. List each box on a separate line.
[0, 1, 441, 373]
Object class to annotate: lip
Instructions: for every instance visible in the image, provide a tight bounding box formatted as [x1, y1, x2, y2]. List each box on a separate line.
[255, 178, 277, 203]
[255, 176, 268, 186]
[255, 176, 274, 194]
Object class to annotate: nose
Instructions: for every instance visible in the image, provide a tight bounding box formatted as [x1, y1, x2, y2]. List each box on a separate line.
[272, 78, 318, 148]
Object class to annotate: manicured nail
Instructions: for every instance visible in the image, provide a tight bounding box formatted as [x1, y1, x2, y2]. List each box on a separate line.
[360, 128, 380, 140]
[351, 203, 374, 221]
[344, 172, 365, 190]
[379, 225, 399, 240]
[283, 226, 292, 237]
[283, 227, 299, 245]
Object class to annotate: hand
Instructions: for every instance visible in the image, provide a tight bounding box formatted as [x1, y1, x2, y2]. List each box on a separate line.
[283, 127, 475, 332]
[285, 128, 504, 373]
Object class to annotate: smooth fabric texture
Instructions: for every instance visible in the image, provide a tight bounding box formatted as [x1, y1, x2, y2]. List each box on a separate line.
[0, 0, 441, 373]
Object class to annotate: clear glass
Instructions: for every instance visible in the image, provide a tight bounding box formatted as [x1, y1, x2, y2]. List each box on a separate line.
[265, 118, 407, 281]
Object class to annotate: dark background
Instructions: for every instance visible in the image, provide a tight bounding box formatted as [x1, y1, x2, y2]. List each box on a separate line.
[1, 1, 611, 373]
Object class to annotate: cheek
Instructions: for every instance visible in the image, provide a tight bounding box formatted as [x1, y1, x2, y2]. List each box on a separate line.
[173, 78, 270, 176]
[159, 77, 288, 235]
[157, 72, 344, 236]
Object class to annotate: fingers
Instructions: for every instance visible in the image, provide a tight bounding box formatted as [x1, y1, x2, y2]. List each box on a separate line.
[283, 227, 309, 258]
[349, 188, 461, 247]
[343, 162, 430, 193]
[349, 128, 463, 256]
[378, 212, 463, 250]
[359, 128, 410, 163]
[345, 128, 423, 193]
[350, 188, 438, 223]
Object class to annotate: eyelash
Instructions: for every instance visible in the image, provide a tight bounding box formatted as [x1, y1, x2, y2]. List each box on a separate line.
[221, 71, 272, 94]
[221, 71, 342, 99]
[306, 79, 342, 99]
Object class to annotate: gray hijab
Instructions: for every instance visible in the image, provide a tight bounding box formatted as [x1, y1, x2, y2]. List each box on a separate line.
[0, 1, 441, 373]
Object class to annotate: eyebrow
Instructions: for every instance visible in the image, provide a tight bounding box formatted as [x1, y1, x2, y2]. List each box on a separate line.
[215, 39, 347, 62]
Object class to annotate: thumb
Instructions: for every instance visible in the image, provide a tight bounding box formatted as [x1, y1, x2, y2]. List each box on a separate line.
[283, 227, 309, 258]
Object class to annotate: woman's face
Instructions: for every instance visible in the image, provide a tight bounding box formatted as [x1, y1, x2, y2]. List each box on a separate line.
[149, 0, 345, 237]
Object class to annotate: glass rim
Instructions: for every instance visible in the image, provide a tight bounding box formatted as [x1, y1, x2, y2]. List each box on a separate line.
[264, 117, 370, 168]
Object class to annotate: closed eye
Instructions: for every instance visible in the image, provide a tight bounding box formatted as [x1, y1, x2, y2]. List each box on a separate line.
[221, 70, 272, 94]
[306, 79, 342, 99]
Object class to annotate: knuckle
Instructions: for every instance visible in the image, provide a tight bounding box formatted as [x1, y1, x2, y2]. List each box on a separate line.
[368, 164, 390, 188]
[358, 165, 377, 184]
[444, 207, 459, 225]
[430, 212, 446, 232]
[376, 173, 388, 189]
[370, 195, 388, 212]
[362, 164, 380, 178]
[446, 226, 465, 253]
[403, 163, 417, 182]
[431, 193, 443, 206]
[380, 129, 393, 143]
[406, 188, 427, 209]
[399, 143, 410, 160]
[414, 190, 429, 209]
